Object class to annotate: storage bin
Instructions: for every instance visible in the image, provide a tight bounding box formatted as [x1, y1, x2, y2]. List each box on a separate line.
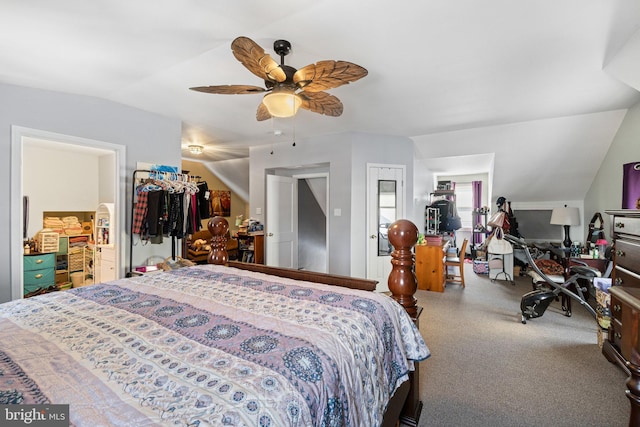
[473, 260, 489, 274]
[70, 272, 85, 287]
[36, 232, 59, 253]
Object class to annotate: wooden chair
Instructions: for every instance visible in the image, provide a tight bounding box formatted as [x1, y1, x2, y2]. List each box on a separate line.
[445, 238, 468, 288]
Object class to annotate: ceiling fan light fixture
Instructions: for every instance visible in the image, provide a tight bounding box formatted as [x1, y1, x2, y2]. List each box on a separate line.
[263, 89, 302, 118]
[188, 144, 204, 155]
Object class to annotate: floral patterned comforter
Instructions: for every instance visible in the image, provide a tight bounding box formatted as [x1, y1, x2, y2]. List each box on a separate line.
[0, 264, 429, 426]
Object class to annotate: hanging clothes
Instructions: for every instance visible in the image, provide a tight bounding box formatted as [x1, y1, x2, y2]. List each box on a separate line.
[146, 189, 165, 237]
[166, 191, 184, 238]
[132, 190, 149, 236]
[197, 182, 211, 219]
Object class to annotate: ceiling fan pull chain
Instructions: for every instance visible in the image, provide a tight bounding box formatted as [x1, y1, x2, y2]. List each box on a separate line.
[292, 113, 296, 147]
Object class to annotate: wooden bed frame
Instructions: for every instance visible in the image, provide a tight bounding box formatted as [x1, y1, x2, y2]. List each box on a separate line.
[206, 216, 423, 427]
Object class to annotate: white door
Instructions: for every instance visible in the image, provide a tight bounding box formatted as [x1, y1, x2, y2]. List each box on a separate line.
[367, 165, 405, 292]
[265, 174, 297, 268]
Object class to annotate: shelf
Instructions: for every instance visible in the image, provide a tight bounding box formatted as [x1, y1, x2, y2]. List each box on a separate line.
[95, 203, 114, 247]
[236, 233, 264, 264]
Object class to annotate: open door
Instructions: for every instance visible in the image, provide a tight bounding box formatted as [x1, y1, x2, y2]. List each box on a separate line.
[265, 174, 297, 268]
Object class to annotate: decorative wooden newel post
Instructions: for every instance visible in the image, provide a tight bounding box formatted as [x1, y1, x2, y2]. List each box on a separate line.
[387, 219, 423, 426]
[207, 216, 229, 265]
[387, 219, 419, 318]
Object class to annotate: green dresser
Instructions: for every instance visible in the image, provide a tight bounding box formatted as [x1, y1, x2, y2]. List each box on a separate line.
[23, 253, 56, 296]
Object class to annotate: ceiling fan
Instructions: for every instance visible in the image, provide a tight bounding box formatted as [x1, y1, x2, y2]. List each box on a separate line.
[190, 37, 368, 121]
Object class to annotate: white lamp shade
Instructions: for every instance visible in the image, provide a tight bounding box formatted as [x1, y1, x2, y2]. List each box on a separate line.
[550, 207, 580, 226]
[263, 90, 302, 118]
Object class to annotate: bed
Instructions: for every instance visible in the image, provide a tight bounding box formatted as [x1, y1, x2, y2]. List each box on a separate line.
[1, 218, 429, 426]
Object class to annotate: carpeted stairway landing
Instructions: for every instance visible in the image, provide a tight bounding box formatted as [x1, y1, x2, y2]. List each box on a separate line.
[413, 263, 629, 427]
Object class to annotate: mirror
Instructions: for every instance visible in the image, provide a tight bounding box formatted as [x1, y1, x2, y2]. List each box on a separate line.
[378, 180, 397, 256]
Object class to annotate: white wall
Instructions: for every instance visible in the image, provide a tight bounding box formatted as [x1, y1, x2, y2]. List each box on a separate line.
[23, 143, 102, 237]
[1, 82, 182, 302]
[509, 200, 585, 244]
[250, 131, 415, 278]
[585, 100, 640, 234]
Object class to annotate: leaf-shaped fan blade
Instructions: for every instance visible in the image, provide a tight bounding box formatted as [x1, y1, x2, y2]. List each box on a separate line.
[189, 85, 266, 95]
[231, 37, 287, 83]
[298, 91, 344, 117]
[294, 60, 367, 92]
[256, 102, 272, 121]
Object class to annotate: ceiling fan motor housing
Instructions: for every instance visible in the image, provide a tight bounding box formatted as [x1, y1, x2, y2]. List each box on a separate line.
[273, 39, 292, 58]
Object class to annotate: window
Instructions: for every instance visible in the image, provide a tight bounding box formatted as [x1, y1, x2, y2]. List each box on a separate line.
[454, 182, 473, 229]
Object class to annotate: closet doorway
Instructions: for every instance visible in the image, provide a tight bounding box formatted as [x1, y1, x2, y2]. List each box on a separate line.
[10, 126, 125, 301]
[265, 170, 329, 273]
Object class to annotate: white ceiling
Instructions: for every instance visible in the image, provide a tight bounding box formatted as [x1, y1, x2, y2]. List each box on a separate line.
[2, 0, 639, 202]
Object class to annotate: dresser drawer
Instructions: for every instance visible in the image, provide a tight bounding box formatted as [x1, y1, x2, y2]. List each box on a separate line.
[23, 267, 55, 286]
[615, 239, 640, 273]
[611, 294, 623, 322]
[613, 215, 640, 237]
[614, 267, 640, 288]
[24, 253, 55, 271]
[609, 317, 623, 353]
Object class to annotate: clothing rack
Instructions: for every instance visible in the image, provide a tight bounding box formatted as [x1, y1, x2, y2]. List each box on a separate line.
[127, 169, 201, 276]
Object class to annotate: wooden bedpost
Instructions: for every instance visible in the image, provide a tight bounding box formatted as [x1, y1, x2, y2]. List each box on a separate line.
[387, 219, 419, 318]
[207, 216, 229, 265]
[387, 219, 423, 427]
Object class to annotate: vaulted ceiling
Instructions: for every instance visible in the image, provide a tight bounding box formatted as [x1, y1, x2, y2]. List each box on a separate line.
[2, 0, 639, 202]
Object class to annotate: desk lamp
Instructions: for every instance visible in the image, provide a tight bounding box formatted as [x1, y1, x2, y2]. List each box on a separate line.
[550, 206, 580, 249]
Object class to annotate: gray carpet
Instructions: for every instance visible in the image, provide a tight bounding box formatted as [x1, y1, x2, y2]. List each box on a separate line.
[414, 263, 629, 427]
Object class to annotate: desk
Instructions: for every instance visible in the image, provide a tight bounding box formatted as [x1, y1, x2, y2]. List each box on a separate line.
[569, 257, 607, 273]
[415, 242, 449, 292]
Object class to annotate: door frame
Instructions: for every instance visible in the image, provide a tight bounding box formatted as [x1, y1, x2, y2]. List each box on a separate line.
[10, 126, 125, 300]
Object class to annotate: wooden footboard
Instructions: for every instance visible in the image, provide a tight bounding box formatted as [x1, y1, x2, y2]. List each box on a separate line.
[227, 261, 378, 291]
[207, 216, 423, 426]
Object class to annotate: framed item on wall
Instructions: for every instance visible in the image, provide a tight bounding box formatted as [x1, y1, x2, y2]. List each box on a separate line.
[211, 190, 231, 217]
[622, 162, 640, 210]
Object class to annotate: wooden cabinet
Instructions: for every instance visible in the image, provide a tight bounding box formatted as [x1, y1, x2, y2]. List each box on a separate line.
[606, 210, 640, 290]
[415, 243, 447, 292]
[23, 253, 56, 296]
[604, 210, 640, 364]
[603, 210, 640, 426]
[605, 286, 640, 426]
[237, 232, 264, 264]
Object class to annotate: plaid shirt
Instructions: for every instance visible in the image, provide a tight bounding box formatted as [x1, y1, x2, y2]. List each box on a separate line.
[132, 190, 149, 235]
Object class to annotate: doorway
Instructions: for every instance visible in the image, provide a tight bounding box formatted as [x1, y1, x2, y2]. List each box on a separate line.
[265, 170, 329, 273]
[296, 174, 328, 273]
[10, 126, 125, 301]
